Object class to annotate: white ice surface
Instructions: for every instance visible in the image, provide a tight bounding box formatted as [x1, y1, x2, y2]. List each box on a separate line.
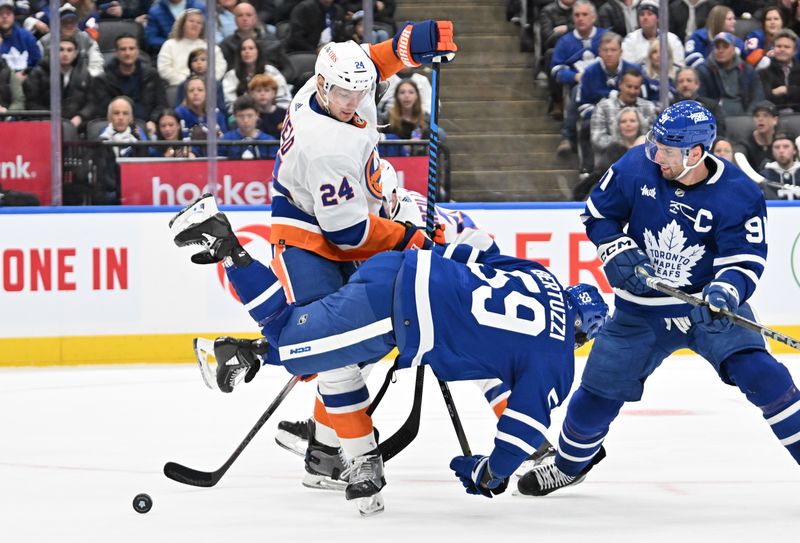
[2, 355, 799, 543]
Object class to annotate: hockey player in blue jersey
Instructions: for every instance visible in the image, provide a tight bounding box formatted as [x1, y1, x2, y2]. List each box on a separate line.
[518, 100, 800, 497]
[169, 201, 609, 510]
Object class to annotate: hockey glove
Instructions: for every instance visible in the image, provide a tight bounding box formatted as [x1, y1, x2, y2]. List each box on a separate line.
[392, 20, 457, 67]
[689, 281, 739, 333]
[449, 455, 509, 498]
[213, 337, 268, 393]
[169, 194, 252, 267]
[597, 235, 655, 296]
[393, 221, 433, 251]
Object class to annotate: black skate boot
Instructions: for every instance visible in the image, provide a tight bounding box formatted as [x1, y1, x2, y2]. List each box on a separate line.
[516, 446, 606, 497]
[169, 193, 252, 266]
[344, 449, 386, 517]
[303, 419, 349, 491]
[276, 419, 312, 457]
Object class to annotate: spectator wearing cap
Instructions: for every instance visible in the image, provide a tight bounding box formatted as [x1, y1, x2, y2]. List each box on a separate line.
[84, 33, 167, 130]
[0, 54, 24, 112]
[684, 5, 743, 68]
[551, 0, 607, 155]
[671, 66, 727, 135]
[743, 100, 780, 170]
[37, 4, 104, 77]
[598, 0, 637, 38]
[697, 32, 765, 115]
[759, 131, 800, 199]
[0, 0, 41, 77]
[24, 34, 92, 128]
[145, 0, 207, 54]
[24, 0, 100, 40]
[669, 0, 720, 42]
[759, 28, 800, 112]
[621, 2, 685, 70]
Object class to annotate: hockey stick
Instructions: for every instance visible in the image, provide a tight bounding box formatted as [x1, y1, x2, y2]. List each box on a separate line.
[635, 266, 800, 351]
[734, 152, 800, 196]
[378, 61, 473, 460]
[164, 374, 301, 487]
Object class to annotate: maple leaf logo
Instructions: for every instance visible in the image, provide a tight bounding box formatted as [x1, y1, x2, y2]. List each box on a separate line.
[643, 220, 705, 287]
[1, 47, 30, 72]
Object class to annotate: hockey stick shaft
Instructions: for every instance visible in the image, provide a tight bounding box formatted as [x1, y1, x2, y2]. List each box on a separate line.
[635, 266, 800, 351]
[734, 152, 800, 195]
[164, 374, 301, 487]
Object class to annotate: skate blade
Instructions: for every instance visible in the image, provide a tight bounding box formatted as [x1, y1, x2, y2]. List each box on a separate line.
[511, 474, 587, 498]
[274, 432, 308, 457]
[302, 472, 347, 492]
[357, 492, 385, 518]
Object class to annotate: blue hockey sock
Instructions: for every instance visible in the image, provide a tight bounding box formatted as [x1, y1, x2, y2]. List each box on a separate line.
[554, 387, 624, 476]
[725, 350, 800, 464]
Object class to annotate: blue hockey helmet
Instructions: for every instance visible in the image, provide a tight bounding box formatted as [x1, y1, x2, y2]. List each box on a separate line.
[645, 100, 717, 177]
[564, 284, 609, 348]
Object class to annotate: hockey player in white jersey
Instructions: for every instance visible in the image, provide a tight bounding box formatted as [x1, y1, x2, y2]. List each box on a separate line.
[179, 23, 457, 515]
[169, 198, 610, 511]
[518, 100, 800, 497]
[273, 160, 506, 462]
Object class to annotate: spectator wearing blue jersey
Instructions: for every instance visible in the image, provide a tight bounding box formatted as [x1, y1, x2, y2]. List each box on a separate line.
[759, 29, 800, 112]
[176, 74, 228, 156]
[685, 5, 742, 68]
[743, 6, 785, 70]
[0, 0, 41, 75]
[551, 0, 606, 157]
[640, 38, 677, 103]
[697, 32, 765, 115]
[145, 0, 206, 53]
[219, 95, 273, 159]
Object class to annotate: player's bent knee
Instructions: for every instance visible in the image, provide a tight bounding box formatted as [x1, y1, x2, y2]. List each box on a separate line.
[723, 350, 796, 408]
[565, 387, 625, 436]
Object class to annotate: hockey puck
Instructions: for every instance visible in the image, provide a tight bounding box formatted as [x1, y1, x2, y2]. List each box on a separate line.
[132, 493, 153, 514]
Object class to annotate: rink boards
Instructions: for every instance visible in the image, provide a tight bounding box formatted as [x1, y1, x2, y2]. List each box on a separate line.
[1, 202, 799, 365]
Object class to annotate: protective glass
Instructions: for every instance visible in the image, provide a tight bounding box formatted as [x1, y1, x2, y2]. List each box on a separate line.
[328, 85, 370, 108]
[644, 131, 688, 166]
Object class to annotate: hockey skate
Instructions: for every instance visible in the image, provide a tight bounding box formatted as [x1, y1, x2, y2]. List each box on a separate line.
[344, 450, 386, 517]
[169, 193, 251, 266]
[516, 446, 606, 497]
[513, 441, 557, 477]
[303, 420, 349, 491]
[275, 419, 311, 457]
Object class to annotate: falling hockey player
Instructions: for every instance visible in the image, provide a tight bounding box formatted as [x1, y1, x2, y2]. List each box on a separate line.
[169, 194, 610, 515]
[517, 100, 800, 497]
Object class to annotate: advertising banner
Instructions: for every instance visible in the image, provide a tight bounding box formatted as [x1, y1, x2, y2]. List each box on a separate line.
[119, 156, 429, 206]
[1, 204, 798, 364]
[0, 121, 52, 205]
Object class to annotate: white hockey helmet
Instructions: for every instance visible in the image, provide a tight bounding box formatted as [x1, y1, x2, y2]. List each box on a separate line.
[315, 41, 376, 108]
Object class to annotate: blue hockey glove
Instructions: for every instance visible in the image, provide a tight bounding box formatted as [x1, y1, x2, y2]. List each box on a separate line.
[392, 20, 457, 67]
[689, 282, 739, 333]
[597, 235, 655, 295]
[449, 455, 508, 498]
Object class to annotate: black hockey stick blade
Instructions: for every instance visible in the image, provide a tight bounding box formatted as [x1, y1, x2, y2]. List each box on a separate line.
[636, 266, 800, 351]
[379, 365, 424, 462]
[164, 374, 301, 487]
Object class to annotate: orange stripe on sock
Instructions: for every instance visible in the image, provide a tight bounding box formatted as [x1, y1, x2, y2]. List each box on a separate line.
[492, 399, 508, 419]
[314, 397, 332, 427]
[326, 407, 374, 440]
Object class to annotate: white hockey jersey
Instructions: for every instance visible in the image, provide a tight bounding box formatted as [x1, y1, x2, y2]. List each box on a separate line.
[269, 41, 410, 261]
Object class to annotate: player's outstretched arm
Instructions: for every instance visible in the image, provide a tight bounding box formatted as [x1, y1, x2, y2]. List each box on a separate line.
[368, 20, 457, 80]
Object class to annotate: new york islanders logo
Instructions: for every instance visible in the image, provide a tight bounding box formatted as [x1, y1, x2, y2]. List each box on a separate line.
[643, 220, 705, 287]
[364, 148, 382, 200]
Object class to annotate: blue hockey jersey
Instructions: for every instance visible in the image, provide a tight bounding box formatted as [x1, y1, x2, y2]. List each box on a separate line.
[225, 246, 578, 479]
[583, 146, 768, 317]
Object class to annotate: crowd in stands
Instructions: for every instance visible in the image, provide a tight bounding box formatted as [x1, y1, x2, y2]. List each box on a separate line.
[521, 0, 800, 200]
[0, 0, 430, 203]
